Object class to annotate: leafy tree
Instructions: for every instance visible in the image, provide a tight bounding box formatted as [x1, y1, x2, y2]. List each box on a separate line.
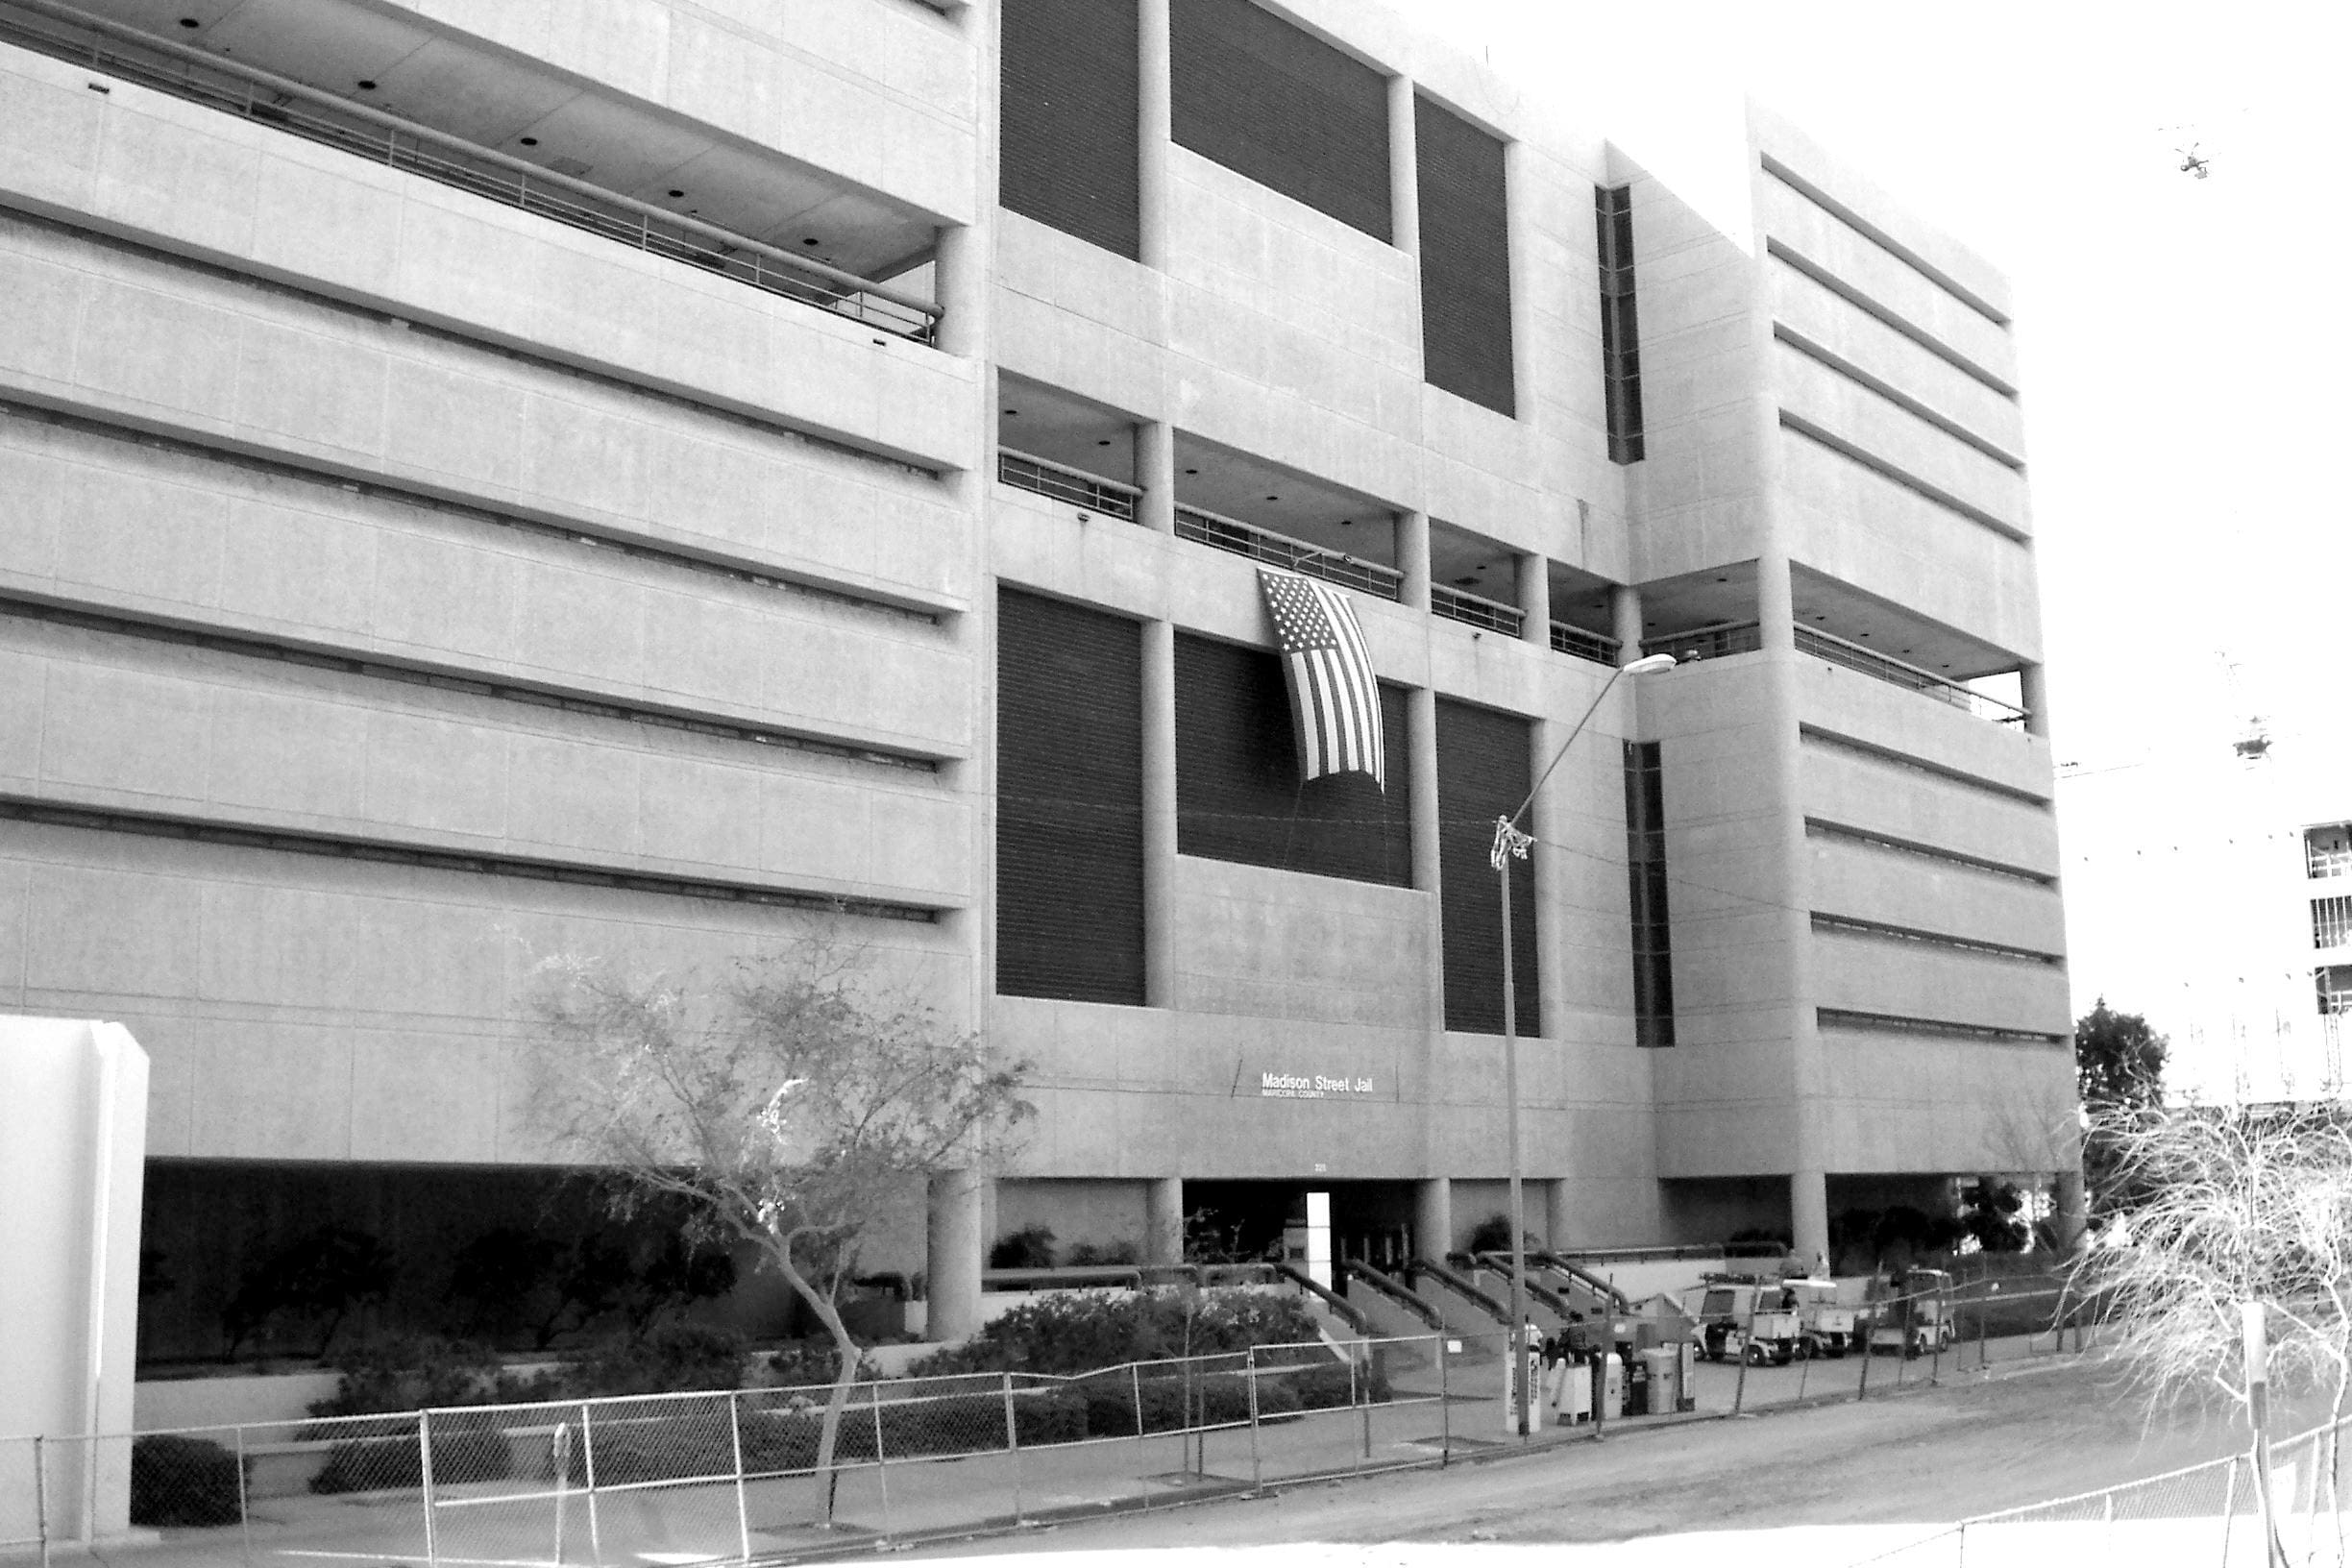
[1957, 1177, 2030, 1253]
[989, 1224, 1058, 1270]
[2076, 1000, 2170, 1218]
[527, 946, 1030, 1520]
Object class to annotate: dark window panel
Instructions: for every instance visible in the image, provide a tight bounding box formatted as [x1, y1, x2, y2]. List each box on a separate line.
[1418, 95, 1514, 416]
[1002, 0, 1141, 258]
[996, 588, 1147, 1003]
[1437, 698, 1537, 1032]
[1596, 184, 1647, 464]
[1174, 633, 1411, 887]
[1169, 0, 1391, 241]
[1624, 739, 1675, 1047]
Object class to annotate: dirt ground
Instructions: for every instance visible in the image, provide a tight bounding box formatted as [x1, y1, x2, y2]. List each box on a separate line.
[904, 1357, 2316, 1560]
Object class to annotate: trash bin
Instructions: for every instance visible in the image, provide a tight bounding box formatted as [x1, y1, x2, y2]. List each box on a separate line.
[1553, 1352, 1592, 1424]
[1640, 1346, 1678, 1415]
[1598, 1351, 1625, 1418]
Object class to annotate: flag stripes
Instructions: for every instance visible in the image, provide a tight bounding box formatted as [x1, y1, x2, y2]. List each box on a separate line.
[1257, 569, 1385, 788]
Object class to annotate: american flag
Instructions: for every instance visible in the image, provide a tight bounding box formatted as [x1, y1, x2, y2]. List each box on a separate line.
[1256, 568, 1384, 789]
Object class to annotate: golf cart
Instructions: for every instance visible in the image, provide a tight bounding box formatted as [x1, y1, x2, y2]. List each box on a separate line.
[1778, 1277, 1858, 1358]
[1688, 1280, 1806, 1365]
[1868, 1266, 1955, 1358]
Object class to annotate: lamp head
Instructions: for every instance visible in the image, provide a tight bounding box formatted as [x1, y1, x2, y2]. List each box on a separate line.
[1621, 652, 1678, 675]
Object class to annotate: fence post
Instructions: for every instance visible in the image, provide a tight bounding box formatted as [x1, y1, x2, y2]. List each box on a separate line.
[1245, 1348, 1262, 1493]
[233, 1423, 253, 1568]
[1981, 1289, 1992, 1369]
[33, 1436, 48, 1568]
[1438, 1335, 1452, 1466]
[727, 1392, 749, 1565]
[580, 1403, 602, 1566]
[420, 1409, 439, 1568]
[1002, 1372, 1022, 1525]
[551, 1425, 569, 1568]
[2221, 1457, 2238, 1568]
[1356, 1347, 1369, 1466]
[870, 1385, 891, 1544]
[1857, 1328, 1873, 1403]
[1732, 1341, 1750, 1415]
[1130, 1363, 1147, 1509]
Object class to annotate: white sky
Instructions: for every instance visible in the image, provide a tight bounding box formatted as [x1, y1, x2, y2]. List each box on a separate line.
[1384, 0, 2352, 1099]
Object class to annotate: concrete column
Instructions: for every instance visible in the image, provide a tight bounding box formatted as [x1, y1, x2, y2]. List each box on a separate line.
[1414, 1176, 1454, 1262]
[933, 223, 982, 359]
[1609, 583, 1643, 662]
[1409, 686, 1445, 1031]
[1141, 617, 1178, 1006]
[1397, 509, 1432, 613]
[1144, 1176, 1185, 1264]
[1516, 551, 1551, 648]
[1386, 73, 1424, 385]
[1530, 714, 1568, 1041]
[1789, 1168, 1829, 1267]
[2054, 1165, 2088, 1251]
[2020, 662, 2052, 738]
[1757, 551, 1797, 653]
[1138, 0, 1172, 269]
[925, 1167, 986, 1342]
[1502, 136, 1535, 424]
[1138, 419, 1176, 535]
[1542, 1179, 1574, 1252]
[1387, 73, 1419, 258]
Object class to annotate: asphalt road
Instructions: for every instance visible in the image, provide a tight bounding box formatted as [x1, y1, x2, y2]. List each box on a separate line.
[905, 1356, 2309, 1561]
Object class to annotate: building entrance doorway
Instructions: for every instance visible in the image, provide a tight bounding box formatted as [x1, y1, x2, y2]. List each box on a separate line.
[1181, 1180, 1420, 1274]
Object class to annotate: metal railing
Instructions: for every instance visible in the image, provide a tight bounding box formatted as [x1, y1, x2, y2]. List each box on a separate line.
[1430, 584, 1524, 636]
[994, 450, 1139, 521]
[1644, 621, 1763, 663]
[0, 0, 940, 342]
[1795, 625, 2028, 726]
[1174, 506, 1405, 600]
[1549, 622, 1621, 666]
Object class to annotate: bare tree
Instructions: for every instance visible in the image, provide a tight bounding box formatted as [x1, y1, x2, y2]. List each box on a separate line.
[2072, 1104, 2352, 1562]
[526, 944, 1031, 1514]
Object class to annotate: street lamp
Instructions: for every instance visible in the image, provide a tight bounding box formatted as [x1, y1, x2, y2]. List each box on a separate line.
[1491, 649, 1676, 1435]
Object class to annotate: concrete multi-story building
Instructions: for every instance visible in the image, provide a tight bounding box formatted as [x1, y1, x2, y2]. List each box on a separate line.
[0, 0, 2079, 1360]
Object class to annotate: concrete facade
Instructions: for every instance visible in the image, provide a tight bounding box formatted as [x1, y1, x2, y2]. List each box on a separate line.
[0, 0, 2074, 1352]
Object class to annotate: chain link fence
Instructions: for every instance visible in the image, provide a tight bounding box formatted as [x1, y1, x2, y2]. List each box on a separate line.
[0, 1288, 2118, 1568]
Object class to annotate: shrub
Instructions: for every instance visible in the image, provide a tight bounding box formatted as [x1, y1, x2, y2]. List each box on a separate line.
[309, 1419, 510, 1495]
[989, 1225, 1057, 1270]
[1465, 1213, 1514, 1255]
[309, 1335, 504, 1417]
[131, 1435, 243, 1528]
[1063, 1238, 1141, 1266]
[907, 1287, 1324, 1378]
[559, 1322, 747, 1397]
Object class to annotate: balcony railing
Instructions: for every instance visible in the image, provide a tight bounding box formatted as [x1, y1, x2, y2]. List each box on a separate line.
[1, 0, 941, 342]
[1430, 584, 1524, 637]
[2310, 846, 2352, 880]
[1795, 625, 2027, 726]
[1550, 622, 1621, 667]
[1644, 621, 1763, 663]
[995, 450, 1139, 521]
[1174, 505, 1404, 600]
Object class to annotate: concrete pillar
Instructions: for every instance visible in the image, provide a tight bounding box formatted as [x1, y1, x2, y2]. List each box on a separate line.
[926, 1167, 986, 1342]
[2054, 1165, 2089, 1251]
[1138, 419, 1176, 535]
[1757, 550, 1797, 653]
[1542, 1179, 1574, 1252]
[1414, 1176, 1454, 1262]
[1409, 686, 1445, 1032]
[1609, 582, 1643, 663]
[1144, 1175, 1185, 1265]
[2020, 662, 2052, 738]
[1386, 73, 1424, 385]
[1516, 551, 1550, 648]
[1397, 509, 1432, 613]
[1531, 714, 1567, 1041]
[1502, 135, 1535, 424]
[1138, 0, 1171, 269]
[1141, 617, 1177, 1006]
[1790, 1167, 1829, 1268]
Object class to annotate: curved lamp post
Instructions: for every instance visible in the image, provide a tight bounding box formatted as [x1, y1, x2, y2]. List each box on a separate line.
[1493, 650, 1677, 1435]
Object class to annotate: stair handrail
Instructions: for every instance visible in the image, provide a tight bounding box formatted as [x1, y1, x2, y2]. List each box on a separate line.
[1337, 1261, 1445, 1331]
[1404, 1258, 1511, 1324]
[1461, 1252, 1581, 1324]
[1528, 1251, 1633, 1314]
[1272, 1262, 1376, 1336]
